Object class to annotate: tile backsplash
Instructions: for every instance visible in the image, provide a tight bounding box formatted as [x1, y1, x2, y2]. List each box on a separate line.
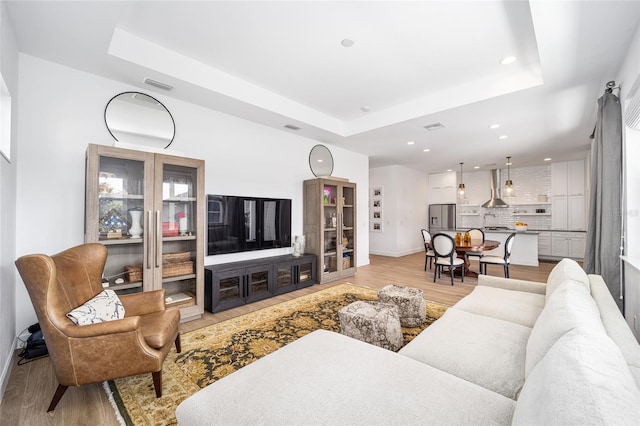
[457, 165, 552, 230]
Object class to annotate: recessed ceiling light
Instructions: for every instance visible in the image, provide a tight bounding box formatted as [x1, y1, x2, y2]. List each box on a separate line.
[544, 157, 552, 161]
[341, 39, 354, 47]
[446, 169, 453, 172]
[498, 135, 508, 140]
[361, 105, 371, 112]
[474, 165, 480, 169]
[489, 124, 500, 129]
[500, 56, 517, 65]
[424, 123, 445, 131]
[506, 161, 512, 166]
[423, 148, 430, 152]
[407, 141, 415, 145]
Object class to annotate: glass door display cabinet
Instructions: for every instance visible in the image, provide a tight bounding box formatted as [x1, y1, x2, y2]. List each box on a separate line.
[204, 254, 316, 313]
[303, 178, 357, 284]
[85, 144, 205, 321]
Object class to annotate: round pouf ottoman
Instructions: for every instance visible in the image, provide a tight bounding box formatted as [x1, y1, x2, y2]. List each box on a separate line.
[377, 284, 426, 327]
[338, 301, 403, 351]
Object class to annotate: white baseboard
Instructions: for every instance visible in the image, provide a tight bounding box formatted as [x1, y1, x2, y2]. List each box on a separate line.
[369, 248, 423, 257]
[0, 336, 19, 402]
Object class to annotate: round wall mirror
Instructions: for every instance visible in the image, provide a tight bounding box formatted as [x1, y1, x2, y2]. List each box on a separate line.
[104, 92, 175, 149]
[309, 144, 334, 177]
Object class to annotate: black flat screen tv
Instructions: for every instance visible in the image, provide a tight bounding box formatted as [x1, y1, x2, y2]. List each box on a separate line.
[207, 195, 292, 255]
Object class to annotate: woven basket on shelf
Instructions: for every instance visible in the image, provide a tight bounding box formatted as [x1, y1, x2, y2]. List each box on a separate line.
[162, 261, 194, 278]
[162, 251, 191, 264]
[124, 251, 193, 282]
[125, 264, 143, 282]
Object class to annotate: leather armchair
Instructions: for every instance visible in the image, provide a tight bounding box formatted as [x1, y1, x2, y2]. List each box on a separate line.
[15, 243, 181, 412]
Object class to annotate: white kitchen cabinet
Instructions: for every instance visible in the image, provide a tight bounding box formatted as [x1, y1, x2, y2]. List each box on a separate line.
[551, 197, 568, 229]
[551, 231, 586, 259]
[567, 161, 585, 196]
[429, 171, 457, 204]
[551, 162, 569, 196]
[568, 195, 586, 230]
[538, 231, 551, 256]
[552, 161, 585, 197]
[551, 160, 586, 230]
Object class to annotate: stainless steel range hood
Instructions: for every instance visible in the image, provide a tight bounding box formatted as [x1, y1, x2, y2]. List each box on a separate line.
[482, 169, 509, 208]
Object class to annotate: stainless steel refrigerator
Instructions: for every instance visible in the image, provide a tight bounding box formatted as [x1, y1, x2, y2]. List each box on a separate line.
[428, 204, 456, 233]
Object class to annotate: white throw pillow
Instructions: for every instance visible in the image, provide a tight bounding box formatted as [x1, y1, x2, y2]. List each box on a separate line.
[525, 281, 605, 376]
[545, 258, 590, 301]
[514, 328, 640, 426]
[66, 289, 125, 325]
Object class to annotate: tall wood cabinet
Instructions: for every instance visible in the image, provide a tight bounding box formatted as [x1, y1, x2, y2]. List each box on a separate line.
[304, 178, 357, 283]
[85, 144, 205, 321]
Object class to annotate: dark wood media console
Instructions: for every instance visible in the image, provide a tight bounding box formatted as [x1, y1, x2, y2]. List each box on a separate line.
[204, 254, 317, 313]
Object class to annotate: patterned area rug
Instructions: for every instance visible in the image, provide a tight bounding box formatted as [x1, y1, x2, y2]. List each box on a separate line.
[105, 284, 448, 425]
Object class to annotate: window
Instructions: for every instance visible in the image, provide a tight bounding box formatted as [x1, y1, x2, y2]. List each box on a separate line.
[0, 73, 11, 162]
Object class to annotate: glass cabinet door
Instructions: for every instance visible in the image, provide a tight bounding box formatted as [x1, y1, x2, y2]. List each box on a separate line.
[245, 265, 272, 302]
[297, 258, 315, 287]
[85, 145, 154, 293]
[322, 183, 338, 274]
[155, 155, 204, 318]
[340, 185, 356, 272]
[275, 262, 295, 291]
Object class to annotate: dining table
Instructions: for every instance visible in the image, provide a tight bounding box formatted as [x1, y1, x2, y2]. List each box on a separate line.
[444, 238, 501, 278]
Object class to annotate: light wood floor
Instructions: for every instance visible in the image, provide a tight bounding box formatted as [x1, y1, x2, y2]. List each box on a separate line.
[0, 253, 556, 425]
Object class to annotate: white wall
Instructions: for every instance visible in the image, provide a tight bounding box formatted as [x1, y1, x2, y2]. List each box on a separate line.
[369, 165, 427, 256]
[0, 1, 19, 400]
[14, 54, 369, 335]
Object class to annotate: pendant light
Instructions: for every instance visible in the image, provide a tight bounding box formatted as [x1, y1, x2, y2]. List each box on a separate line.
[505, 156, 513, 194]
[458, 162, 465, 197]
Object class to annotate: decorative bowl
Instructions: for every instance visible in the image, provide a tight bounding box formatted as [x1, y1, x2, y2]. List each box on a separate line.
[515, 225, 528, 232]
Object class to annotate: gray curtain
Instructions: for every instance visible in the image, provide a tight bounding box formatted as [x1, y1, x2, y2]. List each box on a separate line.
[584, 92, 623, 312]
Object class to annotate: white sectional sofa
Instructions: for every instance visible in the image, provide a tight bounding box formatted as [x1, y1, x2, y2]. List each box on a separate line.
[176, 259, 640, 425]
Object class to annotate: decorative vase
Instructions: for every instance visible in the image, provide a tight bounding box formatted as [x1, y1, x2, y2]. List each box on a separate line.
[179, 217, 188, 235]
[295, 235, 306, 254]
[128, 209, 143, 238]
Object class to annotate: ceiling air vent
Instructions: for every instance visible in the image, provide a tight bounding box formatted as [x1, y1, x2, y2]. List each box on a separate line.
[284, 124, 301, 131]
[424, 123, 445, 131]
[143, 78, 173, 91]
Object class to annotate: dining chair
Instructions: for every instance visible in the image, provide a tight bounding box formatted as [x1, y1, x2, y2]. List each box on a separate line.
[431, 233, 465, 285]
[480, 232, 516, 277]
[420, 229, 436, 270]
[465, 228, 485, 263]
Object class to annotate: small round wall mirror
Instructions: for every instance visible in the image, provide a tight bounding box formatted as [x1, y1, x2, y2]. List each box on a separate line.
[104, 92, 175, 149]
[309, 144, 334, 177]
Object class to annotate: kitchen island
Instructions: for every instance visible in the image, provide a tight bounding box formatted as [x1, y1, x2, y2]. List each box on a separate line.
[439, 229, 539, 267]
